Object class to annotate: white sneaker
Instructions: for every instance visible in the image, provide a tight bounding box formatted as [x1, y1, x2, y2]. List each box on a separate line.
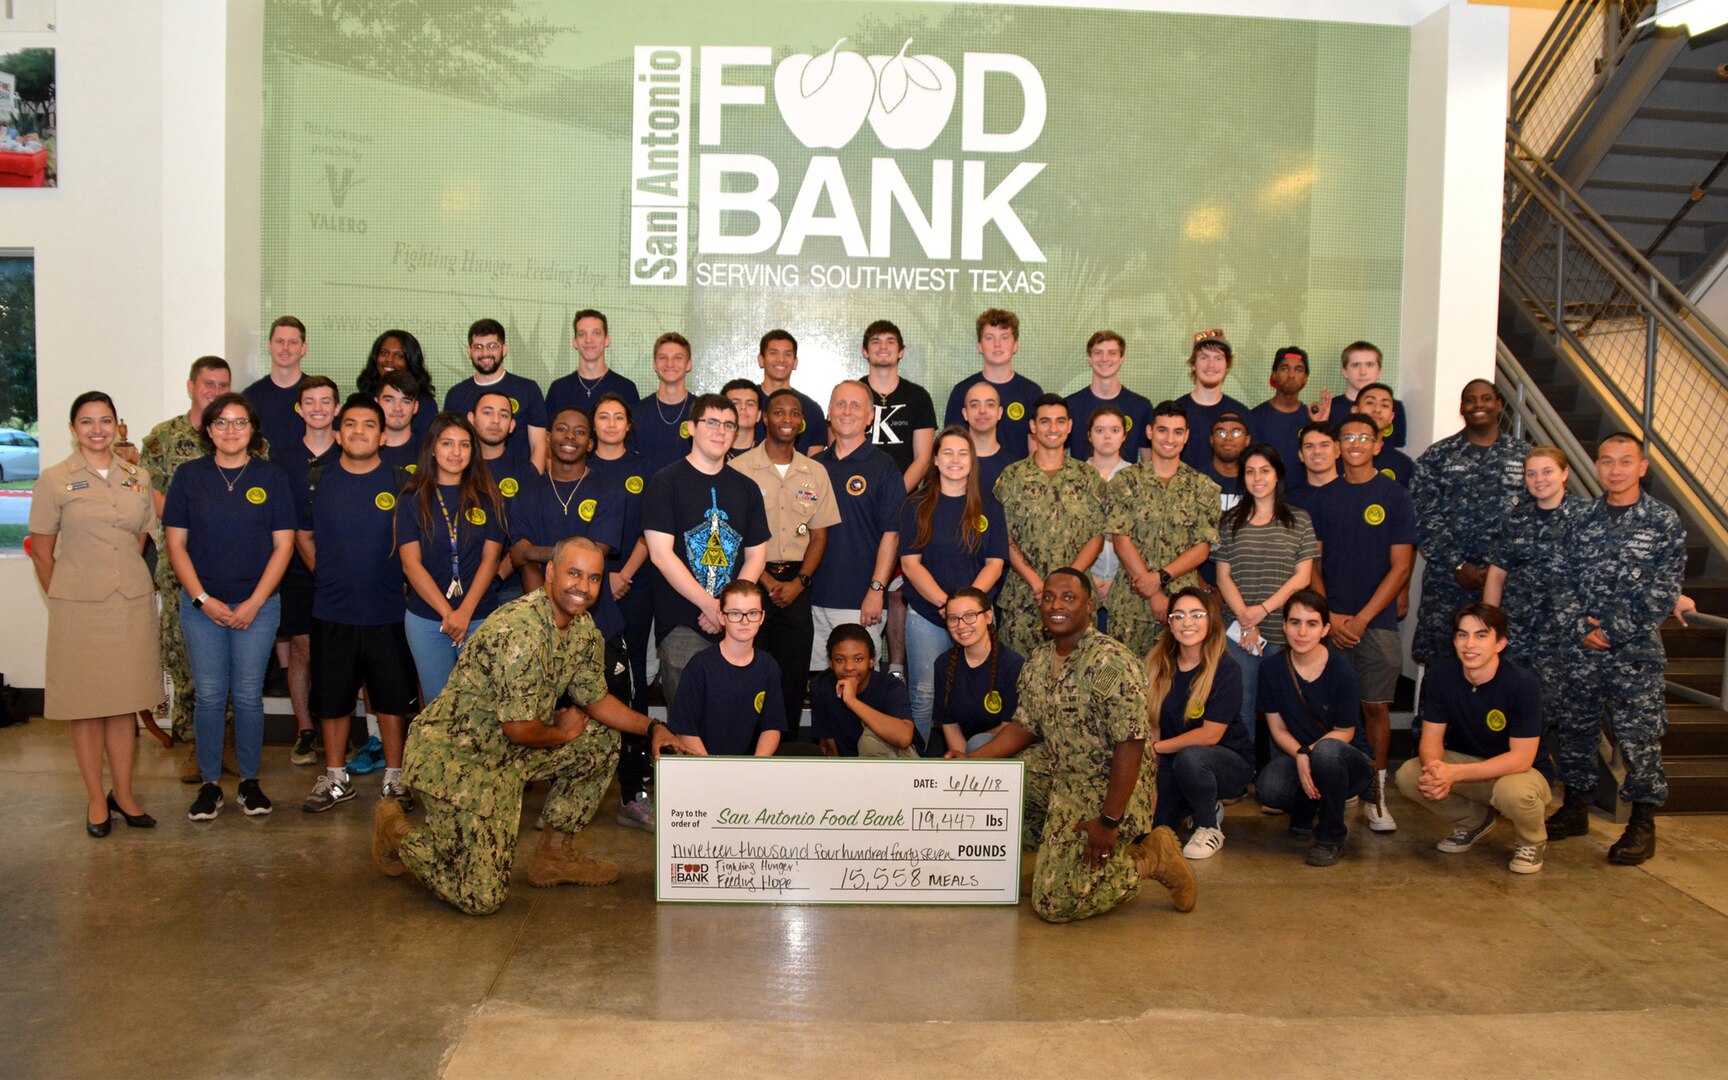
[1364, 769, 1397, 833]
[1182, 825, 1226, 860]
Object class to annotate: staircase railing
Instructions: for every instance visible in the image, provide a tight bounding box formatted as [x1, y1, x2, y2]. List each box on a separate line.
[1495, 339, 1606, 501]
[1667, 610, 1728, 710]
[1509, 0, 1654, 164]
[1501, 132, 1728, 559]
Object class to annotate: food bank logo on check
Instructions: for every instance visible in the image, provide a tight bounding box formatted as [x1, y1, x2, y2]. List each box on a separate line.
[669, 861, 711, 884]
[629, 39, 1049, 286]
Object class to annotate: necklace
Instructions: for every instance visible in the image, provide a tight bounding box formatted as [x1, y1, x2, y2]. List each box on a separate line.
[577, 370, 604, 396]
[550, 469, 588, 516]
[654, 394, 687, 427]
[215, 459, 249, 493]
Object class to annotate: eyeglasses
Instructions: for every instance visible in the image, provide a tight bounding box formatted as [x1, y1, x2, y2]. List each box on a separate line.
[1167, 610, 1210, 623]
[696, 418, 739, 434]
[944, 610, 985, 627]
[1339, 433, 1376, 444]
[209, 417, 253, 431]
[469, 343, 504, 354]
[722, 608, 764, 623]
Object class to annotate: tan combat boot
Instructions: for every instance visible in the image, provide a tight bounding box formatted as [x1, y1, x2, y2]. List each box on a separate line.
[372, 799, 412, 877]
[178, 743, 200, 783]
[526, 830, 620, 887]
[1132, 826, 1197, 913]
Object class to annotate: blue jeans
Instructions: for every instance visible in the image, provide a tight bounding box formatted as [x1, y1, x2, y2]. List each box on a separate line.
[1225, 638, 1278, 749]
[1256, 740, 1373, 845]
[1153, 744, 1253, 830]
[904, 610, 952, 753]
[404, 610, 489, 706]
[181, 591, 280, 783]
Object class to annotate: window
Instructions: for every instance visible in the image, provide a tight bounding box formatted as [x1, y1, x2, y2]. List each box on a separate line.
[0, 248, 37, 549]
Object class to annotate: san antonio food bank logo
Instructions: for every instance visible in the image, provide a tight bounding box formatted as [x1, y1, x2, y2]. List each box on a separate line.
[670, 861, 710, 884]
[629, 38, 1049, 287]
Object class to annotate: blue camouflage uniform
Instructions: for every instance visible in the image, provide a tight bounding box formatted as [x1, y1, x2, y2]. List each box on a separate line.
[1410, 432, 1526, 665]
[1487, 495, 1589, 733]
[1564, 492, 1685, 805]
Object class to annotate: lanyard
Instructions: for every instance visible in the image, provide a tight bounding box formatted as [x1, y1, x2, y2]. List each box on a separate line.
[434, 487, 465, 600]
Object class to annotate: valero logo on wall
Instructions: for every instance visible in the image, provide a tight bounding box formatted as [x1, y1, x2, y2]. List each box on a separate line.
[630, 39, 1047, 295]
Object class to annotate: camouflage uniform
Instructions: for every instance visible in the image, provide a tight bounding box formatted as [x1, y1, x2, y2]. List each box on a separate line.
[141, 415, 207, 742]
[994, 456, 1106, 656]
[1488, 495, 1588, 733]
[1015, 627, 1155, 923]
[1101, 463, 1220, 658]
[1563, 493, 1684, 805]
[1410, 432, 1526, 665]
[400, 590, 617, 915]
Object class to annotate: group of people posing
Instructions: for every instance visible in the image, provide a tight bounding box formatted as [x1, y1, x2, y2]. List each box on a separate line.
[28, 307, 1686, 923]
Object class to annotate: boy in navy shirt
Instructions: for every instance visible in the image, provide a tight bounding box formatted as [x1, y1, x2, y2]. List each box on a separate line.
[667, 580, 785, 756]
[1176, 334, 1250, 473]
[944, 309, 1042, 461]
[1248, 346, 1324, 473]
[632, 332, 696, 476]
[1357, 383, 1412, 487]
[1065, 331, 1152, 462]
[810, 624, 917, 757]
[376, 371, 423, 475]
[295, 396, 420, 813]
[545, 309, 640, 421]
[442, 318, 548, 470]
[1396, 603, 1553, 873]
[242, 315, 310, 452]
[754, 329, 827, 454]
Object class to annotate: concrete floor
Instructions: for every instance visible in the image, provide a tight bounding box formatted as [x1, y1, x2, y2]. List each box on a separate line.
[4, 720, 1727, 1079]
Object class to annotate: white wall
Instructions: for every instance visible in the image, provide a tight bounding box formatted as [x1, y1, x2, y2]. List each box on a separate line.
[0, 0, 1513, 690]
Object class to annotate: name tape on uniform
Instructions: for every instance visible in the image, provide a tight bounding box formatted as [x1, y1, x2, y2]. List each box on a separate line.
[655, 757, 1024, 905]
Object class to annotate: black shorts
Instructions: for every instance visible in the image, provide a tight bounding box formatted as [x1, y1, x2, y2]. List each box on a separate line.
[310, 618, 419, 719]
[276, 575, 314, 638]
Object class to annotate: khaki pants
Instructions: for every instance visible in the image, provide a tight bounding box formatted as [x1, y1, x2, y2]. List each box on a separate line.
[1395, 752, 1553, 844]
[858, 729, 918, 759]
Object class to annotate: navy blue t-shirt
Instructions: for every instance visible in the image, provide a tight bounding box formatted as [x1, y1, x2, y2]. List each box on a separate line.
[753, 385, 829, 455]
[508, 470, 626, 638]
[896, 493, 1009, 625]
[632, 394, 694, 477]
[1175, 392, 1251, 473]
[545, 368, 640, 423]
[932, 644, 1025, 741]
[588, 451, 649, 570]
[1066, 385, 1152, 461]
[272, 437, 339, 581]
[1247, 400, 1309, 475]
[1285, 474, 1336, 516]
[976, 447, 1013, 500]
[944, 372, 1044, 461]
[242, 374, 306, 455]
[378, 438, 421, 477]
[810, 443, 904, 608]
[640, 459, 771, 642]
[667, 645, 786, 755]
[480, 441, 539, 516]
[394, 484, 508, 622]
[1420, 656, 1553, 779]
[1256, 647, 1370, 755]
[443, 372, 548, 459]
[809, 671, 915, 756]
[1328, 394, 1407, 449]
[162, 456, 297, 605]
[1375, 447, 1413, 488]
[301, 459, 407, 626]
[1307, 473, 1416, 631]
[1157, 655, 1252, 767]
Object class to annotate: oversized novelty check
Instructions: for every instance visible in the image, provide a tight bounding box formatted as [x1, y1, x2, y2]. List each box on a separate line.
[654, 757, 1025, 905]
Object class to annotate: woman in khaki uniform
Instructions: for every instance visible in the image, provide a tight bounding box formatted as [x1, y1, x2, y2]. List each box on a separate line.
[28, 391, 163, 836]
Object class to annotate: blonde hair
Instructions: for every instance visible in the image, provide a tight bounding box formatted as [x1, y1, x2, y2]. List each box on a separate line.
[1525, 445, 1569, 472]
[1144, 587, 1228, 727]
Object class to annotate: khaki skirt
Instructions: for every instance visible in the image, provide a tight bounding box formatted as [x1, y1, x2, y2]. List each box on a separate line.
[45, 593, 162, 720]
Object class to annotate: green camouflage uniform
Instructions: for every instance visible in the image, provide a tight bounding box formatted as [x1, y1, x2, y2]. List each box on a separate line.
[994, 456, 1106, 656]
[400, 590, 617, 915]
[141, 415, 206, 742]
[1101, 462, 1220, 659]
[1015, 627, 1154, 923]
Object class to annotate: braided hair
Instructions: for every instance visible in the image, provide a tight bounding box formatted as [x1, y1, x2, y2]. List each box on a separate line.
[941, 587, 999, 714]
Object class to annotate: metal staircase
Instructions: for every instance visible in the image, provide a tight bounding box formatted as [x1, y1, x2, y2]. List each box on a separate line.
[1500, 0, 1728, 814]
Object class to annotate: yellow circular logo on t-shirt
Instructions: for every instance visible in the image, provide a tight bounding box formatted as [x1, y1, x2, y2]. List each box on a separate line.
[245, 486, 267, 505]
[499, 477, 519, 498]
[1380, 468, 1395, 481]
[1187, 702, 1205, 720]
[625, 475, 644, 494]
[977, 515, 989, 532]
[509, 397, 521, 414]
[983, 690, 1002, 715]
[1006, 402, 1025, 421]
[679, 420, 691, 439]
[1381, 424, 1393, 439]
[375, 492, 396, 511]
[578, 498, 597, 522]
[1486, 708, 1507, 732]
[846, 475, 867, 496]
[405, 463, 418, 474]
[1123, 416, 1133, 431]
[1363, 503, 1386, 526]
[467, 507, 487, 526]
[799, 419, 808, 434]
[753, 691, 766, 714]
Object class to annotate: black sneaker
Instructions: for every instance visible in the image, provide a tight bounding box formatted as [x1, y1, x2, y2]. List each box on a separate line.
[290, 729, 318, 766]
[237, 779, 273, 817]
[188, 783, 223, 821]
[1306, 841, 1345, 867]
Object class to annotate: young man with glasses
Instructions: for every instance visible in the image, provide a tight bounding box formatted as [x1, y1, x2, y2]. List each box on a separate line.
[442, 318, 549, 471]
[665, 579, 785, 756]
[642, 393, 770, 707]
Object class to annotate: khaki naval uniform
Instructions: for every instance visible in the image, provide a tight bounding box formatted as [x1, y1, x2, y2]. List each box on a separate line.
[28, 453, 162, 719]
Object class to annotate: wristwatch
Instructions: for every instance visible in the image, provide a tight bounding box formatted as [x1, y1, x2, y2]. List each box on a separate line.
[1150, 569, 1167, 592]
[868, 579, 886, 592]
[192, 593, 209, 609]
[798, 573, 813, 588]
[1099, 811, 1121, 830]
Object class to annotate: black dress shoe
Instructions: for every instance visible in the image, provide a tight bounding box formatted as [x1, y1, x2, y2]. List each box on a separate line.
[87, 815, 112, 838]
[107, 791, 157, 828]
